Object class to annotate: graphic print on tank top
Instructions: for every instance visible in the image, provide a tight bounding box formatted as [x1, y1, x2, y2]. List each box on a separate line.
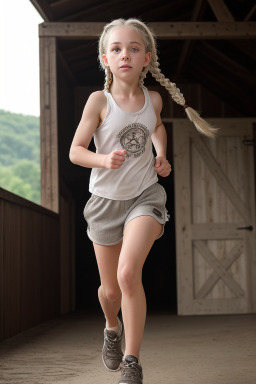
[117, 123, 149, 158]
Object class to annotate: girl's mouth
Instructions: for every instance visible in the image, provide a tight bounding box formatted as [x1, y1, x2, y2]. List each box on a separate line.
[120, 65, 132, 69]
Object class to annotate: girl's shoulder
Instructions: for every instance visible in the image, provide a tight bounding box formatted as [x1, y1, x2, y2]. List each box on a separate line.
[85, 90, 107, 116]
[148, 90, 163, 114]
[87, 90, 107, 106]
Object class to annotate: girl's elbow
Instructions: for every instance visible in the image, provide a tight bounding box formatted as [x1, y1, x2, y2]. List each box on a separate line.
[69, 147, 77, 164]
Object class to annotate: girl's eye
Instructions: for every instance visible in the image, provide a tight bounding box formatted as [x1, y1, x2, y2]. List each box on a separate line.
[131, 47, 138, 52]
[113, 48, 120, 53]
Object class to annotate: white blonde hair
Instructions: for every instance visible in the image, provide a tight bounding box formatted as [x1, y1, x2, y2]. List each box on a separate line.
[98, 18, 218, 138]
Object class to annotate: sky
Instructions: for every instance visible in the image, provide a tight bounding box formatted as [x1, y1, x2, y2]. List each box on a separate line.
[0, 0, 43, 116]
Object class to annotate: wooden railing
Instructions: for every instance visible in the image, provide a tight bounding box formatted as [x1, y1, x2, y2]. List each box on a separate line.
[0, 185, 75, 341]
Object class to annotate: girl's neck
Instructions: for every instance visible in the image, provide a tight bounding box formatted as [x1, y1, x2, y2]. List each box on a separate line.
[110, 77, 142, 97]
[109, 79, 145, 113]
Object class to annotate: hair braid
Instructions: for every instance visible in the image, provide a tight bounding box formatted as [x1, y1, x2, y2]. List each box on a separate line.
[149, 60, 185, 105]
[104, 67, 112, 92]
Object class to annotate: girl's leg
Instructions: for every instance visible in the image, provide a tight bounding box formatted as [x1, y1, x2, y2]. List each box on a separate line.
[117, 216, 162, 359]
[93, 241, 122, 327]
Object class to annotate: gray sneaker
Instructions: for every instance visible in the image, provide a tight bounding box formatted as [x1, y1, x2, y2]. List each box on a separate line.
[102, 318, 123, 371]
[118, 356, 143, 384]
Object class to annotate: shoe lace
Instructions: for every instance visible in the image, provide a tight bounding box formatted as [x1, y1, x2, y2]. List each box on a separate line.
[106, 335, 122, 355]
[121, 362, 142, 380]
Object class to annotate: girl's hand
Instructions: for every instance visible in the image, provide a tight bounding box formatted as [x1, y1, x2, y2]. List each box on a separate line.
[154, 156, 172, 177]
[104, 149, 127, 169]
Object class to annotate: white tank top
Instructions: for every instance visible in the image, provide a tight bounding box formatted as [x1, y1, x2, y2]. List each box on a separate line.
[89, 87, 158, 200]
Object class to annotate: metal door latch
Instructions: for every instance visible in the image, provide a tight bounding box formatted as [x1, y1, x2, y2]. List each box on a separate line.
[236, 225, 253, 231]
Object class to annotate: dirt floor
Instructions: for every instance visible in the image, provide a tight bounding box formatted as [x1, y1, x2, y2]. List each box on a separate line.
[0, 311, 256, 384]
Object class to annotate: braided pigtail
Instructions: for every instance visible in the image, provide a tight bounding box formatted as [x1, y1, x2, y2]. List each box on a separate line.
[104, 67, 112, 92]
[148, 46, 218, 138]
[139, 66, 149, 88]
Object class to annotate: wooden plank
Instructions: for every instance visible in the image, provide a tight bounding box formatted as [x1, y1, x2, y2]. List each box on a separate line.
[40, 36, 59, 213]
[0, 187, 57, 218]
[194, 240, 245, 298]
[39, 213, 60, 322]
[183, 297, 249, 315]
[191, 132, 251, 224]
[29, 0, 55, 21]
[60, 195, 71, 314]
[173, 122, 193, 315]
[244, 4, 256, 21]
[247, 124, 256, 312]
[207, 0, 235, 22]
[39, 21, 256, 39]
[196, 242, 244, 299]
[20, 208, 41, 331]
[2, 202, 22, 339]
[191, 223, 245, 240]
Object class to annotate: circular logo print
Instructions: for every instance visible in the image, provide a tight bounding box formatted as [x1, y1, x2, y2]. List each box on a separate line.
[117, 123, 149, 158]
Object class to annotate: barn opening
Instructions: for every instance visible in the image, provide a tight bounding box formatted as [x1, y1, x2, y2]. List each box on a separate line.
[1, 1, 256, 342]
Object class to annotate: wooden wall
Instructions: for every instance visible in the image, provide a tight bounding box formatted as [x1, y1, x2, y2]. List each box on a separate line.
[0, 186, 75, 342]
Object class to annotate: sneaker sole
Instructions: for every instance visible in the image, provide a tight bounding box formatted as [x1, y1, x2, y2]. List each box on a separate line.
[102, 351, 122, 371]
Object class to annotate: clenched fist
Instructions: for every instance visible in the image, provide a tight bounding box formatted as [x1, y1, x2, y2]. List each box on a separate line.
[154, 156, 172, 177]
[104, 149, 127, 169]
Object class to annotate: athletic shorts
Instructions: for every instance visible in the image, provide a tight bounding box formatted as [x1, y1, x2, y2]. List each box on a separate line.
[83, 182, 169, 246]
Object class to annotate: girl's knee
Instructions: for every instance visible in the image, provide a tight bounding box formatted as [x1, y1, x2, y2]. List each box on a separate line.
[117, 264, 141, 296]
[99, 285, 121, 303]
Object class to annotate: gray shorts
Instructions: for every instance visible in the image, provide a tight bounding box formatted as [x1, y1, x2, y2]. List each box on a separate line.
[83, 182, 169, 246]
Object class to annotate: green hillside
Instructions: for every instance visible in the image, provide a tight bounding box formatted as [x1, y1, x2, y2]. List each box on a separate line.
[0, 109, 40, 204]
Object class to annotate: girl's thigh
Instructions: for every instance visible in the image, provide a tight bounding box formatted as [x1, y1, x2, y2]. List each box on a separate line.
[119, 215, 163, 274]
[93, 241, 122, 293]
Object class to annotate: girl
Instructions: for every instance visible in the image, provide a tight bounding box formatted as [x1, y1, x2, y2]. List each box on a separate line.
[70, 18, 217, 384]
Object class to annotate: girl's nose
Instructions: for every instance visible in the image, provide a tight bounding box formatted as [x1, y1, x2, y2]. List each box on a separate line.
[121, 50, 130, 61]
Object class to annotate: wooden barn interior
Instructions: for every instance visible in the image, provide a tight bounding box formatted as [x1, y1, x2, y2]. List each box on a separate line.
[1, 0, 256, 348]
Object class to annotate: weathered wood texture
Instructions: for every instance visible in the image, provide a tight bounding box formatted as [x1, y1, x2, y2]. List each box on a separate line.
[60, 183, 76, 315]
[0, 186, 75, 341]
[0, 188, 59, 341]
[40, 36, 59, 213]
[173, 119, 256, 315]
[39, 21, 256, 39]
[207, 0, 235, 22]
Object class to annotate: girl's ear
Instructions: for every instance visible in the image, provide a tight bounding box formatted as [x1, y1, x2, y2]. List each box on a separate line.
[144, 52, 151, 67]
[102, 54, 109, 67]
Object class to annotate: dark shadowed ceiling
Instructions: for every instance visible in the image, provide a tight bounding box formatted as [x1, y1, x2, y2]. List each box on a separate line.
[30, 0, 256, 116]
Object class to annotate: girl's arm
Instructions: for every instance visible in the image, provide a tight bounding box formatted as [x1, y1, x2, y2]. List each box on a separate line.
[69, 91, 126, 169]
[150, 91, 172, 177]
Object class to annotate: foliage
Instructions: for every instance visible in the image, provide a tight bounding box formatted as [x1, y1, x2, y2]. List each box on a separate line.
[0, 109, 41, 204]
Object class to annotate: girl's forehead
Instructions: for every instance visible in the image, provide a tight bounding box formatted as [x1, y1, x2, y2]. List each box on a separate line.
[108, 26, 144, 45]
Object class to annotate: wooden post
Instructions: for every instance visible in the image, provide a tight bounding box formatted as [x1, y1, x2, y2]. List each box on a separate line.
[39, 36, 59, 213]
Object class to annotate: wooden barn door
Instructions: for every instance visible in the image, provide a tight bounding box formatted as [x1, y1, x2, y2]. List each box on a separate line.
[173, 119, 256, 315]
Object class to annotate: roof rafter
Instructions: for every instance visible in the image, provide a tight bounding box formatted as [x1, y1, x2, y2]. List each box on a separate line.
[29, 0, 56, 21]
[198, 41, 256, 88]
[244, 4, 256, 21]
[176, 0, 206, 78]
[207, 0, 235, 22]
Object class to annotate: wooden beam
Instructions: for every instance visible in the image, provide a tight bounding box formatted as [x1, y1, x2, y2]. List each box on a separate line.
[29, 0, 55, 21]
[199, 42, 256, 88]
[244, 4, 256, 21]
[207, 0, 235, 22]
[176, 0, 206, 78]
[40, 37, 59, 213]
[39, 21, 256, 39]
